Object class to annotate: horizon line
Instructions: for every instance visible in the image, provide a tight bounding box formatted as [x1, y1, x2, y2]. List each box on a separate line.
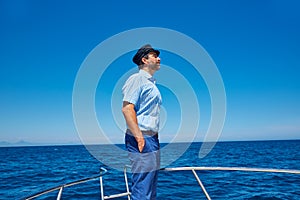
[1, 138, 300, 148]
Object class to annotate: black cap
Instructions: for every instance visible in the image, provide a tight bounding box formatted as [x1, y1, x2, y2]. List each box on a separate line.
[132, 44, 160, 65]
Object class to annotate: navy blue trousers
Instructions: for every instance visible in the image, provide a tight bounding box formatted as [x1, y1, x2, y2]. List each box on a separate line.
[125, 131, 160, 200]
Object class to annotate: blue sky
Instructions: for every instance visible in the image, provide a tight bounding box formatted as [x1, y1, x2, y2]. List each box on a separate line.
[0, 0, 299, 145]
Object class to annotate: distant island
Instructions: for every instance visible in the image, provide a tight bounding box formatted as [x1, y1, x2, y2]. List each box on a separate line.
[0, 140, 81, 147]
[0, 140, 36, 147]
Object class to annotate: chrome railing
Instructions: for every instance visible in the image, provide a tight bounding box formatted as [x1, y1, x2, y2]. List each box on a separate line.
[25, 167, 108, 200]
[101, 165, 131, 200]
[161, 166, 300, 200]
[24, 166, 131, 200]
[24, 166, 300, 200]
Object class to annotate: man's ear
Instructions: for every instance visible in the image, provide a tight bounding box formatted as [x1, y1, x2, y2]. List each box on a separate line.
[141, 57, 147, 64]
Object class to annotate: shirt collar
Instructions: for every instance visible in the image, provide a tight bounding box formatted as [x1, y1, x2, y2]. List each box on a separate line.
[139, 69, 156, 83]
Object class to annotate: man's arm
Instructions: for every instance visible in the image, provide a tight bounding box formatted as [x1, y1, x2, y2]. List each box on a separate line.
[122, 101, 145, 152]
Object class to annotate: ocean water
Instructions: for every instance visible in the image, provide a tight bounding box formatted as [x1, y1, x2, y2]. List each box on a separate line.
[1, 140, 300, 199]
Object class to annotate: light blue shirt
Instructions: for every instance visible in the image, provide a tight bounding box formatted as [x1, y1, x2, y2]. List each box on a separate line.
[122, 69, 162, 132]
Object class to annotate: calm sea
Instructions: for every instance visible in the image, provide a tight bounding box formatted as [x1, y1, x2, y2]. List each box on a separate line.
[1, 140, 300, 199]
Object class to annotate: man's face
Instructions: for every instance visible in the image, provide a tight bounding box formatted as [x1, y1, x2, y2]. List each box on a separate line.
[146, 52, 161, 71]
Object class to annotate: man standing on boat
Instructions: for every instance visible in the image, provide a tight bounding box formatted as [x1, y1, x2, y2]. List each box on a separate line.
[122, 44, 162, 200]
